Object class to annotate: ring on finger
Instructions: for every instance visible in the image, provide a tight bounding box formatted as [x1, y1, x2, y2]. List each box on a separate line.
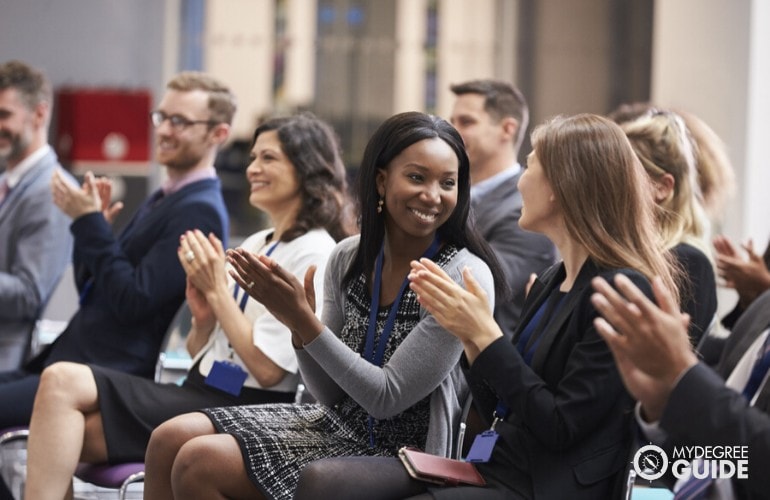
[185, 250, 196, 263]
[247, 281, 255, 289]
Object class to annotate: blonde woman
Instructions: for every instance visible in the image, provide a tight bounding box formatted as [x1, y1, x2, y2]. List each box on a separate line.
[620, 110, 717, 346]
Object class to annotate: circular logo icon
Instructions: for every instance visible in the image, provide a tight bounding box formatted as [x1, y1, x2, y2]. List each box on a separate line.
[633, 444, 668, 481]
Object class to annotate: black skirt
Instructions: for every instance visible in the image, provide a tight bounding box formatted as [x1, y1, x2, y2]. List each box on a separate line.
[90, 362, 295, 463]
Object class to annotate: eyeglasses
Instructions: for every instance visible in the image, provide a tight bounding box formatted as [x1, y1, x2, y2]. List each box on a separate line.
[150, 111, 217, 131]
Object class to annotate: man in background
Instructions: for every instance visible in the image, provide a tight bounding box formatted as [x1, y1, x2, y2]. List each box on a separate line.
[0, 71, 234, 431]
[450, 79, 556, 337]
[0, 60, 74, 370]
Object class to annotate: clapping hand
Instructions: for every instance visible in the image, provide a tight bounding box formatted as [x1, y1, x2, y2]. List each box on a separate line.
[591, 274, 697, 421]
[226, 248, 322, 344]
[408, 258, 501, 362]
[714, 235, 770, 308]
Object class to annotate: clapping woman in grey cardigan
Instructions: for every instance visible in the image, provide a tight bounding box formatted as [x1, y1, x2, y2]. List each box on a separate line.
[143, 111, 505, 499]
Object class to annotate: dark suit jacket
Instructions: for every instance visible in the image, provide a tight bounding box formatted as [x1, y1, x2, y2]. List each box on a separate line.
[660, 289, 770, 499]
[464, 259, 651, 499]
[26, 177, 229, 379]
[471, 172, 557, 339]
[0, 149, 74, 369]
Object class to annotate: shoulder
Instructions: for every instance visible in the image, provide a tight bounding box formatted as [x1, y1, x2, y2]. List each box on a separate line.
[671, 242, 713, 270]
[239, 229, 274, 250]
[281, 229, 337, 260]
[446, 247, 494, 290]
[593, 265, 654, 299]
[327, 234, 360, 271]
[173, 179, 225, 207]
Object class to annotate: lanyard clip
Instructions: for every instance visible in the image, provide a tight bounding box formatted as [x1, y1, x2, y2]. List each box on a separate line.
[491, 416, 501, 431]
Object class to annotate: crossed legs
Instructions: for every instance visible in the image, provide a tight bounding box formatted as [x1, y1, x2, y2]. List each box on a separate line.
[144, 412, 262, 499]
[24, 362, 107, 500]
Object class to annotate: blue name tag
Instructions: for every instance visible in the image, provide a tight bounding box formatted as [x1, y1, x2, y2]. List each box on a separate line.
[465, 430, 500, 463]
[204, 360, 248, 397]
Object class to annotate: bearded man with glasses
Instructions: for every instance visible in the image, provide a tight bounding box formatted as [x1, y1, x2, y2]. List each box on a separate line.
[0, 73, 233, 499]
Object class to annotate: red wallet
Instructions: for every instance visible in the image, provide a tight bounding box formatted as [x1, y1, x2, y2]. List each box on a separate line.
[398, 447, 486, 487]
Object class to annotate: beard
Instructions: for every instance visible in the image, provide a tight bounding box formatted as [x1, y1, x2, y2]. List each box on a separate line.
[0, 129, 29, 166]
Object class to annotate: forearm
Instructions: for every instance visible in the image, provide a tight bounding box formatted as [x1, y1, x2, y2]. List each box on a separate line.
[206, 284, 286, 387]
[304, 321, 463, 419]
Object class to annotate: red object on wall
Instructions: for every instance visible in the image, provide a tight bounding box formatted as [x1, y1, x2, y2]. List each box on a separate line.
[55, 88, 152, 171]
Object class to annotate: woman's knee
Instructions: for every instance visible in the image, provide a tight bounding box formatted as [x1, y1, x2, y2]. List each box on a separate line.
[37, 362, 95, 405]
[147, 413, 215, 462]
[170, 434, 247, 497]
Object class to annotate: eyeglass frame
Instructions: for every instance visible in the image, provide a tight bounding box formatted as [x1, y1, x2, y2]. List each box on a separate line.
[149, 110, 219, 131]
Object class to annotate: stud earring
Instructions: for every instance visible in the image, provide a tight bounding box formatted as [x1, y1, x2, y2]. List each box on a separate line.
[377, 197, 384, 214]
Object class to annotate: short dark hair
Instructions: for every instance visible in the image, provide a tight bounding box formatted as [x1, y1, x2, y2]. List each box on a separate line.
[450, 79, 529, 151]
[0, 60, 51, 110]
[343, 111, 507, 299]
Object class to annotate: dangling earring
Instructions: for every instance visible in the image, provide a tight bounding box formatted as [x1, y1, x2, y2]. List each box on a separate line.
[377, 197, 384, 214]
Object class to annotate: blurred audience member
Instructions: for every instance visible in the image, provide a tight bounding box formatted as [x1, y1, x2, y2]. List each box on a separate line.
[450, 79, 556, 337]
[619, 109, 717, 346]
[592, 273, 770, 499]
[0, 60, 74, 369]
[0, 71, 233, 440]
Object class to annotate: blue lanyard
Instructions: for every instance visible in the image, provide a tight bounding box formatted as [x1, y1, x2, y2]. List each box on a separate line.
[363, 237, 440, 366]
[232, 241, 279, 311]
[364, 236, 441, 447]
[495, 290, 566, 428]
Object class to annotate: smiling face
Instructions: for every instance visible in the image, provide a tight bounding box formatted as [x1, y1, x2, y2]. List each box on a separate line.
[153, 89, 218, 171]
[376, 137, 459, 244]
[246, 129, 302, 218]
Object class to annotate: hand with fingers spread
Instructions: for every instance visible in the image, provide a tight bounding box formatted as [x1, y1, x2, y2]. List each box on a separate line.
[408, 257, 500, 362]
[590, 274, 697, 421]
[93, 175, 124, 224]
[226, 247, 322, 343]
[714, 235, 770, 308]
[51, 169, 102, 219]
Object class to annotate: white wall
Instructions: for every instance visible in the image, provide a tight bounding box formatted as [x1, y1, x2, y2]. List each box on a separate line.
[652, 0, 770, 313]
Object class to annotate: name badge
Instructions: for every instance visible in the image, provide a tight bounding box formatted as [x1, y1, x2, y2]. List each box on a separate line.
[465, 430, 500, 463]
[205, 360, 248, 396]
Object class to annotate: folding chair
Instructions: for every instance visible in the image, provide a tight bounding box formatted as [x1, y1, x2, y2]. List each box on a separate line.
[0, 301, 192, 499]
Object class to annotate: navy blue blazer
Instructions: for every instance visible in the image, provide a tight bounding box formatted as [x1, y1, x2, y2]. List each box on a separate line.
[27, 177, 229, 378]
[463, 259, 652, 499]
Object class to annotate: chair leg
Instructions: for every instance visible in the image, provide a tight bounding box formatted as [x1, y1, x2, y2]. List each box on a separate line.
[118, 470, 145, 500]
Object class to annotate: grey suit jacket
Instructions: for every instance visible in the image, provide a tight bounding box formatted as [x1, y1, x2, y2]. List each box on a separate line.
[471, 171, 556, 338]
[0, 149, 74, 369]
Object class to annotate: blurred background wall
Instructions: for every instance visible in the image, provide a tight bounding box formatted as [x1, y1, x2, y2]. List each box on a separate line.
[1, 0, 768, 306]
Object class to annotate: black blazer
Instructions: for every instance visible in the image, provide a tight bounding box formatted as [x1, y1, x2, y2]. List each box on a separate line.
[660, 289, 770, 499]
[464, 259, 652, 499]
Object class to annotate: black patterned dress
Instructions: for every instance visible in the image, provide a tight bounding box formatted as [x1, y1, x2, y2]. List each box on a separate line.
[201, 244, 460, 500]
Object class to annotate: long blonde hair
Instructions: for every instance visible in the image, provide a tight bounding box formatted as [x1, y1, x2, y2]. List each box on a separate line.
[531, 114, 680, 302]
[620, 110, 711, 257]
